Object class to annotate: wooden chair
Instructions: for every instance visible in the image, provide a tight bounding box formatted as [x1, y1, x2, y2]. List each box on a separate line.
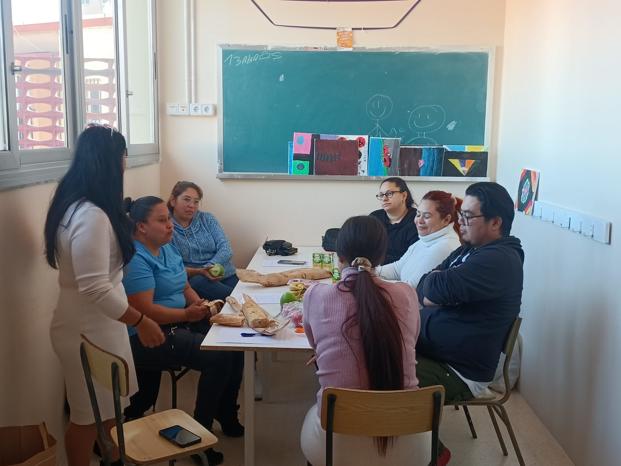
[451, 317, 524, 466]
[80, 335, 217, 465]
[315, 385, 445, 466]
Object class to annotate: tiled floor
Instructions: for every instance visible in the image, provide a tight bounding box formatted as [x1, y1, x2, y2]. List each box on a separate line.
[98, 352, 574, 466]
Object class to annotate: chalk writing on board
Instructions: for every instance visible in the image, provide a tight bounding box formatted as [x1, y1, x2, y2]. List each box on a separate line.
[407, 104, 446, 145]
[223, 51, 282, 67]
[366, 94, 398, 137]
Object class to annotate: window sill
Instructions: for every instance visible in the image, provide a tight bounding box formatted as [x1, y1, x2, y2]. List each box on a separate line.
[0, 153, 160, 192]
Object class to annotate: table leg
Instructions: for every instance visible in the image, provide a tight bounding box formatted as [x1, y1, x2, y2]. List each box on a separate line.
[244, 350, 255, 466]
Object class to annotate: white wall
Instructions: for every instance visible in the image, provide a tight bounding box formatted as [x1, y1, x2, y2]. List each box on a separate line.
[497, 1, 621, 464]
[157, 0, 506, 266]
[0, 164, 160, 452]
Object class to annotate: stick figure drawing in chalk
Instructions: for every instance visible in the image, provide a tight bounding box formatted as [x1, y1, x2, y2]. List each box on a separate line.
[407, 104, 446, 144]
[366, 94, 397, 137]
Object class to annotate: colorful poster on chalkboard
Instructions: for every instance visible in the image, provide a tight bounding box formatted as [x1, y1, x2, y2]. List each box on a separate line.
[441, 148, 488, 177]
[292, 132, 318, 174]
[516, 168, 540, 215]
[336, 135, 368, 175]
[398, 146, 423, 176]
[368, 137, 400, 176]
[314, 139, 359, 175]
[419, 147, 444, 176]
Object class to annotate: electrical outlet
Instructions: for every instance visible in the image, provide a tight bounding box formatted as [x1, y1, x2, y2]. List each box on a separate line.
[177, 104, 189, 115]
[201, 103, 216, 116]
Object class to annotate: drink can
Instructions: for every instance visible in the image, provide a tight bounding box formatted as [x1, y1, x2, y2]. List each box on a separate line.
[332, 266, 341, 283]
[322, 252, 334, 271]
[312, 252, 323, 268]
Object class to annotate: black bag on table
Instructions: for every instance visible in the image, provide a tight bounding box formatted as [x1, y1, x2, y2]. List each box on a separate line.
[262, 239, 298, 256]
[322, 228, 340, 252]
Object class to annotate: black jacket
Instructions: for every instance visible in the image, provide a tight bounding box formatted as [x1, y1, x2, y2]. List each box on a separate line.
[369, 208, 419, 265]
[416, 236, 524, 382]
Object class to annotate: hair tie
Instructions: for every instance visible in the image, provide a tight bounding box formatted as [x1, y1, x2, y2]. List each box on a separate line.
[351, 257, 374, 273]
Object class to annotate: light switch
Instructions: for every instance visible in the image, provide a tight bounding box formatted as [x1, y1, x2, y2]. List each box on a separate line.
[177, 104, 189, 115]
[189, 103, 202, 116]
[166, 103, 178, 115]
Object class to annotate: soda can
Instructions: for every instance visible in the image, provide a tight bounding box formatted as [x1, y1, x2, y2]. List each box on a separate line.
[312, 252, 323, 268]
[322, 252, 334, 271]
[332, 266, 341, 283]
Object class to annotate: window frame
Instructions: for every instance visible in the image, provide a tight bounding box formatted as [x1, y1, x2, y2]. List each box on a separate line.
[0, 0, 159, 191]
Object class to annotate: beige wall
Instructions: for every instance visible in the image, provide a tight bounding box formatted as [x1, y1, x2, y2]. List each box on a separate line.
[0, 164, 160, 449]
[497, 1, 620, 464]
[157, 0, 506, 266]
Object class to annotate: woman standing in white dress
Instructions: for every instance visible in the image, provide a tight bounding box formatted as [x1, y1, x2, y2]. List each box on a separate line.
[44, 125, 164, 466]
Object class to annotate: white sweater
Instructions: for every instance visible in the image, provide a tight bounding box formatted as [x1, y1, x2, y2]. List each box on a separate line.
[378, 224, 461, 288]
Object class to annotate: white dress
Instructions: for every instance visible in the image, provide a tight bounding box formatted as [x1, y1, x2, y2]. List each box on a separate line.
[50, 201, 137, 425]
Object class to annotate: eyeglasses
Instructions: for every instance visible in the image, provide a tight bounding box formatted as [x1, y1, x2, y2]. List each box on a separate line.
[457, 210, 486, 226]
[376, 190, 403, 200]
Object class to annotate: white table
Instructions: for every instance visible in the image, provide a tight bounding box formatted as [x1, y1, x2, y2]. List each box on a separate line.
[201, 246, 327, 466]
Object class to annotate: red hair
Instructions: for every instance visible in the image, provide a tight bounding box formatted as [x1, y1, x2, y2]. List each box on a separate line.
[421, 190, 463, 241]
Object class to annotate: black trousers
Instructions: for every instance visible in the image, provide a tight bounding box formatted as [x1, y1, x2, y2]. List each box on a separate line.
[125, 319, 243, 429]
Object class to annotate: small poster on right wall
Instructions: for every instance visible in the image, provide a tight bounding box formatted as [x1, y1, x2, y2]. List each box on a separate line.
[516, 168, 540, 215]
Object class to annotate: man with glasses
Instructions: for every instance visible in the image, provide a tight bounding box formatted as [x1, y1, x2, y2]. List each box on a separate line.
[415, 181, 524, 404]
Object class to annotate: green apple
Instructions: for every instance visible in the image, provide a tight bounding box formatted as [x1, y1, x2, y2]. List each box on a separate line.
[280, 291, 298, 306]
[209, 263, 225, 277]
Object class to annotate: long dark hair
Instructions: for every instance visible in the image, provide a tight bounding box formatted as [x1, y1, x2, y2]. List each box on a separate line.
[336, 215, 405, 456]
[381, 176, 416, 209]
[44, 125, 134, 268]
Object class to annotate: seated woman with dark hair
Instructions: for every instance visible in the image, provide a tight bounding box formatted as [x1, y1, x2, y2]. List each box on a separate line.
[167, 181, 238, 301]
[370, 177, 419, 264]
[300, 215, 429, 466]
[122, 196, 243, 466]
[378, 190, 462, 288]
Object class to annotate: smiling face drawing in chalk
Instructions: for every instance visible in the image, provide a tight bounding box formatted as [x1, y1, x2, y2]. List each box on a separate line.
[407, 104, 446, 144]
[366, 94, 397, 137]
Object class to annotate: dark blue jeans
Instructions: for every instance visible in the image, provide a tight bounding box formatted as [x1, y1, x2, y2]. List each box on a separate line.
[126, 319, 243, 429]
[189, 274, 239, 301]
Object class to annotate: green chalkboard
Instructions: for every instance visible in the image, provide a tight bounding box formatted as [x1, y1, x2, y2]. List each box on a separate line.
[219, 46, 490, 174]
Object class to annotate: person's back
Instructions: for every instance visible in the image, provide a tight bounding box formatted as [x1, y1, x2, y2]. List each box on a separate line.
[304, 272, 419, 409]
[301, 215, 429, 466]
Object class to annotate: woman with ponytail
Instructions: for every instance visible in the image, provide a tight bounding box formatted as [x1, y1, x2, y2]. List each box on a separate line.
[300, 216, 428, 466]
[378, 190, 462, 288]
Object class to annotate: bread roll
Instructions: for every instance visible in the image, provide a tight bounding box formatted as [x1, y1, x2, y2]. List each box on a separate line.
[242, 294, 271, 328]
[236, 267, 331, 287]
[210, 314, 245, 327]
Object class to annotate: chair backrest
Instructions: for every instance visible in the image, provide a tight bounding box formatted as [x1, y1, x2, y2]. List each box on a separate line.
[320, 385, 445, 437]
[80, 334, 129, 463]
[320, 386, 445, 466]
[499, 317, 522, 399]
[80, 334, 130, 396]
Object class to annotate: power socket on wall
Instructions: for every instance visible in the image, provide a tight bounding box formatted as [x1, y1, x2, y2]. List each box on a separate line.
[166, 103, 217, 116]
[532, 201, 612, 244]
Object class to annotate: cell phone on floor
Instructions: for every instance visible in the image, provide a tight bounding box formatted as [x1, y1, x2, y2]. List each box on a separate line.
[158, 425, 201, 448]
[277, 259, 306, 265]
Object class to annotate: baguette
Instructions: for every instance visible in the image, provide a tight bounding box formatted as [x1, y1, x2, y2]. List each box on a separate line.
[236, 267, 332, 287]
[241, 293, 271, 328]
[225, 296, 243, 314]
[210, 313, 245, 327]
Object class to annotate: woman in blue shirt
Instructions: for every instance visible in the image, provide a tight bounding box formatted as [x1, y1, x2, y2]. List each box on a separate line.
[167, 181, 239, 300]
[122, 196, 243, 466]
